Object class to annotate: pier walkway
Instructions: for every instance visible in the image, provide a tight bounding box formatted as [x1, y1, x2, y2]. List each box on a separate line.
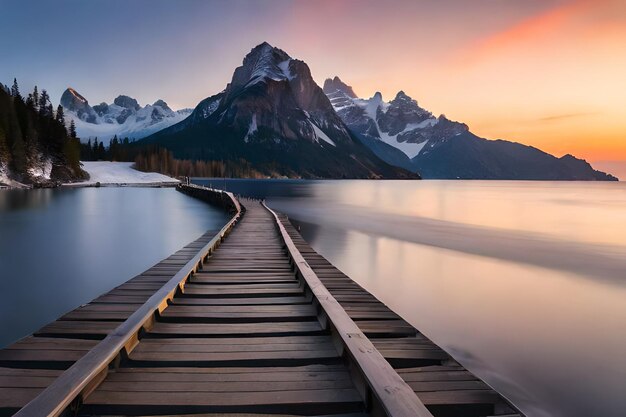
[0, 185, 522, 417]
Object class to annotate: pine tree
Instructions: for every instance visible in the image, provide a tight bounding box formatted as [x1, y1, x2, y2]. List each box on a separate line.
[25, 94, 35, 110]
[0, 125, 8, 163]
[80, 139, 92, 161]
[97, 141, 105, 160]
[32, 86, 39, 110]
[69, 120, 77, 139]
[11, 78, 20, 99]
[109, 135, 119, 161]
[1, 81, 87, 182]
[92, 138, 99, 159]
[8, 111, 26, 173]
[55, 105, 65, 125]
[63, 137, 81, 174]
[38, 89, 50, 117]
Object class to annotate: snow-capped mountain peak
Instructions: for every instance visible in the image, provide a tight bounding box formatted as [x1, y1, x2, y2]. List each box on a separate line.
[153, 99, 172, 112]
[180, 42, 354, 149]
[323, 76, 357, 99]
[61, 87, 97, 122]
[321, 76, 614, 181]
[61, 88, 192, 143]
[113, 95, 141, 111]
[229, 42, 296, 92]
[141, 43, 416, 179]
[66, 87, 88, 105]
[323, 77, 467, 159]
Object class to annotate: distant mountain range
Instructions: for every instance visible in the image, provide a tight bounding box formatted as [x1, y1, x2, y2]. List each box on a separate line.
[140, 42, 415, 179]
[58, 42, 617, 180]
[61, 88, 191, 142]
[323, 77, 617, 181]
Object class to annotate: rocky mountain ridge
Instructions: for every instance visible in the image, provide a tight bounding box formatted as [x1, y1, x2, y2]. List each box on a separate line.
[142, 42, 416, 179]
[61, 88, 192, 143]
[323, 76, 617, 180]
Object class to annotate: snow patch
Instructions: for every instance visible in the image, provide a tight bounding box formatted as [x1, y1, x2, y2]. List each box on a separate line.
[404, 118, 438, 131]
[74, 162, 178, 185]
[65, 100, 192, 145]
[278, 60, 294, 80]
[28, 156, 53, 180]
[244, 114, 258, 143]
[343, 95, 433, 158]
[0, 163, 29, 188]
[0, 164, 10, 186]
[357, 97, 427, 158]
[377, 129, 428, 159]
[363, 98, 381, 122]
[201, 99, 220, 119]
[68, 109, 191, 144]
[311, 122, 336, 147]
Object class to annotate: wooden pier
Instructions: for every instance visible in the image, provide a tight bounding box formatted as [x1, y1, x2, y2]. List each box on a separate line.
[0, 184, 522, 417]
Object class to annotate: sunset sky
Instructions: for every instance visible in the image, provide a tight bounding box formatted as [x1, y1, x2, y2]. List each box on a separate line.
[2, 0, 625, 169]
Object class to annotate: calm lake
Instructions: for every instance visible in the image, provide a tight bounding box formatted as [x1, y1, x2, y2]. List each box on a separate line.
[196, 178, 626, 417]
[1, 181, 625, 417]
[0, 187, 229, 348]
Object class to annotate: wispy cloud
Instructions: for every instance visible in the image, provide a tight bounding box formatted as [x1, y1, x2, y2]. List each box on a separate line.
[454, 0, 596, 66]
[539, 112, 600, 122]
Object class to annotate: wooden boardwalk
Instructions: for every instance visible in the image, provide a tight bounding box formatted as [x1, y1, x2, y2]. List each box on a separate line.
[0, 185, 522, 417]
[0, 229, 223, 405]
[277, 214, 521, 417]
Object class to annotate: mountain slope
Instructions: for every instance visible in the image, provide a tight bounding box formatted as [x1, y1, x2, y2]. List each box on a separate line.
[324, 77, 617, 181]
[142, 43, 417, 179]
[412, 132, 616, 180]
[61, 88, 192, 143]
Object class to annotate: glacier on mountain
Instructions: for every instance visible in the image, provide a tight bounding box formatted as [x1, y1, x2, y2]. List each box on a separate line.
[61, 87, 192, 144]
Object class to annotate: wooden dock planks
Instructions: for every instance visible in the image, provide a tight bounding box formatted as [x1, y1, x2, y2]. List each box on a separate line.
[0, 185, 523, 417]
[78, 201, 365, 416]
[278, 213, 521, 417]
[0, 229, 222, 415]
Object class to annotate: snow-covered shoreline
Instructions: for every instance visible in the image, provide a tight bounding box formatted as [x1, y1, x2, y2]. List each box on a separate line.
[0, 164, 30, 189]
[65, 161, 179, 187]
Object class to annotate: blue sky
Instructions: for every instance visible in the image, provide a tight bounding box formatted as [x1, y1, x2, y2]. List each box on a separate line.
[3, 0, 624, 163]
[1, 0, 556, 109]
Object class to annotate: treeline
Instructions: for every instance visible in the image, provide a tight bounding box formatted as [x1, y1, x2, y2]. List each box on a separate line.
[0, 78, 267, 184]
[76, 136, 266, 178]
[80, 135, 136, 162]
[134, 147, 266, 178]
[0, 79, 85, 182]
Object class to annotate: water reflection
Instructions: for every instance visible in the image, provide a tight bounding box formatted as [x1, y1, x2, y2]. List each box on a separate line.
[194, 178, 315, 199]
[196, 178, 626, 248]
[291, 220, 626, 417]
[0, 188, 54, 211]
[193, 178, 626, 417]
[273, 199, 626, 284]
[0, 188, 229, 348]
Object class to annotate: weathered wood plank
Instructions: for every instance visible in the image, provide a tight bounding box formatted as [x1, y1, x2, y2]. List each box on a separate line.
[12, 186, 243, 417]
[277, 213, 522, 416]
[6, 187, 521, 417]
[147, 321, 325, 337]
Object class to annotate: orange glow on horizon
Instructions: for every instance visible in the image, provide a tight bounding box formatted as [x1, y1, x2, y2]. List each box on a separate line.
[456, 0, 595, 67]
[318, 0, 626, 164]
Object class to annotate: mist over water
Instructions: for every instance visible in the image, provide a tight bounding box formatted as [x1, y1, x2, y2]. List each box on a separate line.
[0, 188, 229, 348]
[196, 178, 626, 417]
